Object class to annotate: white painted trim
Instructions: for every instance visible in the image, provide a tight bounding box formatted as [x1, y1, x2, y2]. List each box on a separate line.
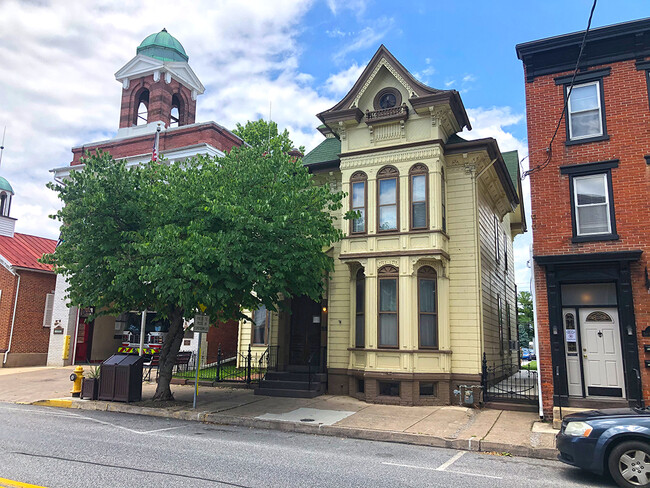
[51, 143, 224, 179]
[3, 273, 20, 364]
[114, 54, 205, 94]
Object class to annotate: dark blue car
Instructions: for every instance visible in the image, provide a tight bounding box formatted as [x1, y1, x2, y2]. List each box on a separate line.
[557, 408, 650, 488]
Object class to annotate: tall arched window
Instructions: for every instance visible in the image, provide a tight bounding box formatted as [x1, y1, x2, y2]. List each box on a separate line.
[355, 268, 365, 348]
[135, 89, 149, 126]
[350, 171, 367, 234]
[170, 94, 181, 128]
[418, 266, 438, 348]
[409, 164, 428, 229]
[377, 166, 399, 232]
[378, 265, 399, 348]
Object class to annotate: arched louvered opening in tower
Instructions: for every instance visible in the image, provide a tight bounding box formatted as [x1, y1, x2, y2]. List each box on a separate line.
[135, 89, 150, 126]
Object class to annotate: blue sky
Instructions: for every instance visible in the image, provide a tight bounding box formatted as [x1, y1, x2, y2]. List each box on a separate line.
[0, 0, 648, 293]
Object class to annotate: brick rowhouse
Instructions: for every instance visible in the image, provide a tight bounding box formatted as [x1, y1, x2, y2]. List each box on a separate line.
[47, 28, 243, 366]
[517, 18, 650, 419]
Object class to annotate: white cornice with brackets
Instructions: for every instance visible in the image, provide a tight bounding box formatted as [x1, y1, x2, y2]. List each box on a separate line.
[114, 54, 205, 98]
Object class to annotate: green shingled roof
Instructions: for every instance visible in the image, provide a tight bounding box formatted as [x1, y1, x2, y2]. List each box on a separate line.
[501, 150, 520, 189]
[302, 137, 340, 166]
[137, 28, 188, 62]
[0, 175, 13, 194]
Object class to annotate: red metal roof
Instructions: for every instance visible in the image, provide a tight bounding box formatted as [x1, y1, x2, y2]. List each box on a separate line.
[0, 232, 57, 272]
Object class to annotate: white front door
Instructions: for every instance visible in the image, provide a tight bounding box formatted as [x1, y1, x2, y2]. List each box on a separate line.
[579, 308, 625, 398]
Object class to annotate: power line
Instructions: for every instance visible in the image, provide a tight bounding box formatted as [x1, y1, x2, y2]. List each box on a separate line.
[523, 0, 598, 179]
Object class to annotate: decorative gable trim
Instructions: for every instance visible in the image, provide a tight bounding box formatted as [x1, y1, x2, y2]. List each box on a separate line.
[352, 57, 415, 108]
[114, 55, 205, 95]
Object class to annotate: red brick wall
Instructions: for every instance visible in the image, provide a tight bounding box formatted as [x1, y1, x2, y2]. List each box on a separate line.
[71, 121, 242, 166]
[525, 59, 650, 417]
[206, 319, 239, 362]
[0, 266, 18, 352]
[11, 270, 56, 354]
[119, 75, 196, 129]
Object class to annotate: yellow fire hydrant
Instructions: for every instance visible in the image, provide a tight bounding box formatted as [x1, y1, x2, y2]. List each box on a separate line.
[70, 365, 84, 397]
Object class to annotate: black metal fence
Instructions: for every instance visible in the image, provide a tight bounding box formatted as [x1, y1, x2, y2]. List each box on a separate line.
[173, 345, 269, 385]
[481, 352, 538, 404]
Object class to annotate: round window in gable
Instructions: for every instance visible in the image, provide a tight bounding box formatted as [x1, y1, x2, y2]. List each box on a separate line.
[374, 88, 402, 111]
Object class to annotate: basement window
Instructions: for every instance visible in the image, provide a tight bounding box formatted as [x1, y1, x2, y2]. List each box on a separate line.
[378, 381, 400, 397]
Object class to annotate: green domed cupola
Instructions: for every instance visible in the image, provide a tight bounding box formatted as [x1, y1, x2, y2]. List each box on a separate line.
[0, 175, 13, 194]
[137, 28, 189, 62]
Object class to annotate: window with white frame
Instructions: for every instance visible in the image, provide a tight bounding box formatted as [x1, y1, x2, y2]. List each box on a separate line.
[573, 173, 611, 236]
[252, 305, 269, 345]
[567, 81, 603, 140]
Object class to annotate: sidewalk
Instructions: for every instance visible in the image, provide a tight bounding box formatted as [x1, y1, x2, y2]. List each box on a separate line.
[0, 366, 559, 460]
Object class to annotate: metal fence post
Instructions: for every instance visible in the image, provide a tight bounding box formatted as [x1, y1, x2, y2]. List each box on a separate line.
[481, 352, 488, 402]
[246, 344, 252, 385]
[216, 345, 222, 382]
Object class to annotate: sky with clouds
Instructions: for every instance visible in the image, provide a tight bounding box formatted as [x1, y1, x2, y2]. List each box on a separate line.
[0, 0, 648, 293]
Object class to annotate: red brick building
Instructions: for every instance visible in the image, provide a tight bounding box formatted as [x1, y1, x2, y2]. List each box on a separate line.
[47, 29, 243, 366]
[516, 19, 650, 419]
[0, 179, 57, 367]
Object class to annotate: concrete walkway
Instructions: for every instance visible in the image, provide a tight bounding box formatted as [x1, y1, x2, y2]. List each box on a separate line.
[0, 365, 559, 460]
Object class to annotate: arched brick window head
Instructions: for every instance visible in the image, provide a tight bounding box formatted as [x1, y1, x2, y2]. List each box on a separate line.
[135, 89, 149, 126]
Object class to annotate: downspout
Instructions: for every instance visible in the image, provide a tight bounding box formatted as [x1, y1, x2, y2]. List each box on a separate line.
[3, 270, 21, 365]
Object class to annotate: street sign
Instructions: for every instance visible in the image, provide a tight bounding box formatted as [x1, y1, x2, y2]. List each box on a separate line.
[194, 314, 210, 333]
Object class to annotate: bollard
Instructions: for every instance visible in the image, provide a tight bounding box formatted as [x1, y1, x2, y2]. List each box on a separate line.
[69, 365, 84, 397]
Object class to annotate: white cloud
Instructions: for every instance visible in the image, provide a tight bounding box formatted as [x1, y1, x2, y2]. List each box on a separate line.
[0, 0, 338, 240]
[444, 80, 456, 87]
[463, 74, 476, 82]
[326, 0, 368, 16]
[332, 17, 394, 64]
[324, 63, 366, 96]
[326, 28, 348, 38]
[462, 106, 532, 292]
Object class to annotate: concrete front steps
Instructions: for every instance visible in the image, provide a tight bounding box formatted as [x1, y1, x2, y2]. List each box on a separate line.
[255, 371, 327, 398]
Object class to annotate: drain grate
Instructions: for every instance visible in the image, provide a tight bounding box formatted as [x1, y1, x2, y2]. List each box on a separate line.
[300, 418, 315, 422]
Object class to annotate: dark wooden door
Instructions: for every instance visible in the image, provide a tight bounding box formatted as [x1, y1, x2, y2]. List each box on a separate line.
[289, 296, 322, 367]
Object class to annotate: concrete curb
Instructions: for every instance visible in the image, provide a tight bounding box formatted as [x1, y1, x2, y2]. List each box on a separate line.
[30, 398, 558, 461]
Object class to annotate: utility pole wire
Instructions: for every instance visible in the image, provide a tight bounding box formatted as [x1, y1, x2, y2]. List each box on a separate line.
[0, 126, 6, 170]
[523, 0, 598, 179]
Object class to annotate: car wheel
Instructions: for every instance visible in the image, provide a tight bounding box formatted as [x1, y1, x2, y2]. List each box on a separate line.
[609, 440, 650, 488]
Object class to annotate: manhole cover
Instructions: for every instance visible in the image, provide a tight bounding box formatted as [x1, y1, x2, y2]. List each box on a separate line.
[300, 418, 315, 422]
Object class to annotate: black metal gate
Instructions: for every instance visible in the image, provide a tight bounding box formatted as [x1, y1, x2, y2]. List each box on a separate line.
[481, 353, 539, 404]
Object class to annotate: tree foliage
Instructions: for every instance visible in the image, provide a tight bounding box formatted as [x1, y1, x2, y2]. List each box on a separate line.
[233, 119, 304, 154]
[517, 290, 535, 346]
[43, 126, 345, 400]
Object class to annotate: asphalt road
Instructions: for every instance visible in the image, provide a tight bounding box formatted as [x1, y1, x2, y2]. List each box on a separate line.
[0, 403, 614, 488]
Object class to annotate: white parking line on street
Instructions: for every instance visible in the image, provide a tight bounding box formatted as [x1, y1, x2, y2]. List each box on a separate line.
[382, 451, 504, 481]
[0, 405, 184, 435]
[436, 451, 465, 471]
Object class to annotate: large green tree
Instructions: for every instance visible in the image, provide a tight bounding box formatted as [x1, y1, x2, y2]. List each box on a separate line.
[43, 127, 345, 401]
[517, 290, 535, 347]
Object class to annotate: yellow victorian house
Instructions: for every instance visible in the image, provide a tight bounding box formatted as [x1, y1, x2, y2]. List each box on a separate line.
[237, 46, 526, 406]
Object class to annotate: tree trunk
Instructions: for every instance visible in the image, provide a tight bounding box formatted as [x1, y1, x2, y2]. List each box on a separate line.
[153, 307, 185, 401]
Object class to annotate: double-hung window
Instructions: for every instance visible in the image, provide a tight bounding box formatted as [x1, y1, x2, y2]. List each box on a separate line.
[355, 269, 365, 348]
[252, 305, 269, 345]
[350, 172, 367, 234]
[377, 166, 399, 232]
[555, 68, 610, 145]
[410, 164, 428, 229]
[418, 266, 438, 349]
[567, 82, 603, 140]
[560, 160, 618, 242]
[378, 265, 398, 348]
